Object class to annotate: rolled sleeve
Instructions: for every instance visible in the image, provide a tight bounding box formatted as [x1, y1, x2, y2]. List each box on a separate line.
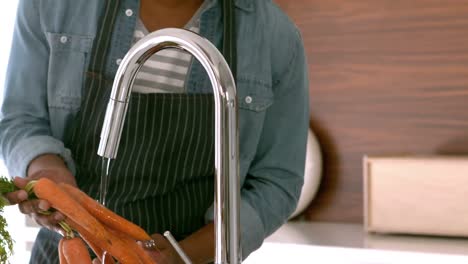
[7, 135, 76, 177]
[204, 196, 266, 259]
[238, 197, 265, 257]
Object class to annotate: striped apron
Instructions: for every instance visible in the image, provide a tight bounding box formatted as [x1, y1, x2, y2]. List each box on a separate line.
[30, 0, 236, 262]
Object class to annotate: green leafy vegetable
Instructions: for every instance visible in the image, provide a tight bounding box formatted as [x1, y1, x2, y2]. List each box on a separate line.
[0, 176, 17, 264]
[0, 177, 16, 195]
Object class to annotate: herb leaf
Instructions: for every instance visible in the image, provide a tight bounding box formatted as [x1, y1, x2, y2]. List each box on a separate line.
[0, 177, 16, 195]
[0, 176, 16, 263]
[0, 210, 13, 263]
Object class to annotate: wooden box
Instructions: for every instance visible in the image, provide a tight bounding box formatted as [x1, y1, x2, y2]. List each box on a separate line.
[364, 156, 468, 237]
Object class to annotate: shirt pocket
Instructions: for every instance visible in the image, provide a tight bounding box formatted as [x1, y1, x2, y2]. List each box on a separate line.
[46, 32, 93, 112]
[237, 79, 274, 112]
[236, 79, 274, 162]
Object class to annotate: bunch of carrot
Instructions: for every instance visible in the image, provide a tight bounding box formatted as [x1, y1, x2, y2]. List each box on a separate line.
[17, 178, 158, 264]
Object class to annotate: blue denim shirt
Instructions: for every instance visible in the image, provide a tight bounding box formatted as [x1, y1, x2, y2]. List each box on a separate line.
[1, 0, 309, 258]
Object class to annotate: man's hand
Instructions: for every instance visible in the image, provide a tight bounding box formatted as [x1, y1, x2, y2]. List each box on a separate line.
[5, 154, 77, 233]
[142, 223, 215, 264]
[142, 233, 185, 264]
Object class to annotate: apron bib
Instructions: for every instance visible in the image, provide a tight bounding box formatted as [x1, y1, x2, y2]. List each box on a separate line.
[65, 0, 216, 239]
[67, 83, 215, 238]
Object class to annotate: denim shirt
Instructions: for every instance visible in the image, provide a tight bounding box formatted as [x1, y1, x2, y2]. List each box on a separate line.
[0, 0, 309, 258]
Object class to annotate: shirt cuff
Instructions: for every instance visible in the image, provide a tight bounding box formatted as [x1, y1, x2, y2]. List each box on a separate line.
[205, 198, 265, 259]
[6, 135, 76, 177]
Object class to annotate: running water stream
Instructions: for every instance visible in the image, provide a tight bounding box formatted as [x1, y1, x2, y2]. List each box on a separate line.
[99, 157, 112, 206]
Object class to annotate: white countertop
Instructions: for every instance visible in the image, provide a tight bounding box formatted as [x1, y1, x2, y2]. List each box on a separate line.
[266, 221, 468, 256]
[244, 222, 468, 264]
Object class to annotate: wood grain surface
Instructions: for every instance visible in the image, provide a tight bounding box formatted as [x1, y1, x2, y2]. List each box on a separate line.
[275, 0, 468, 222]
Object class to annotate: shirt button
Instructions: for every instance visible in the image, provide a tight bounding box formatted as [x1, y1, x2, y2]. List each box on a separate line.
[60, 36, 68, 44]
[125, 9, 134, 17]
[245, 96, 253, 104]
[116, 58, 122, 65]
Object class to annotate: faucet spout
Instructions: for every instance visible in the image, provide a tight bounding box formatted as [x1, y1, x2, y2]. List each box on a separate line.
[97, 28, 241, 264]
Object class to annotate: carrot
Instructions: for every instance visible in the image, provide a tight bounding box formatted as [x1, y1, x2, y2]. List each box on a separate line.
[60, 183, 151, 241]
[61, 237, 92, 264]
[65, 219, 141, 264]
[108, 228, 157, 264]
[101, 251, 116, 264]
[32, 178, 142, 264]
[83, 238, 108, 263]
[65, 216, 142, 264]
[85, 239, 116, 264]
[58, 238, 68, 264]
[67, 218, 115, 264]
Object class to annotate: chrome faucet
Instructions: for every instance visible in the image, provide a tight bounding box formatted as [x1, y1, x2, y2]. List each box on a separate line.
[97, 28, 241, 264]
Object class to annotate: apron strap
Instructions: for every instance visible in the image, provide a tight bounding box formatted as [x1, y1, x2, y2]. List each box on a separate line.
[221, 0, 237, 81]
[88, 1, 121, 73]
